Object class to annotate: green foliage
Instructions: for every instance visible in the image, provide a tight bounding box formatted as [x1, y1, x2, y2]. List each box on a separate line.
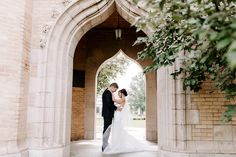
[221, 105, 236, 122]
[97, 56, 129, 94]
[133, 0, 236, 121]
[128, 73, 146, 115]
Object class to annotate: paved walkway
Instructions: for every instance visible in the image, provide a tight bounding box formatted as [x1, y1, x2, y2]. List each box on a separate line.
[70, 140, 158, 157]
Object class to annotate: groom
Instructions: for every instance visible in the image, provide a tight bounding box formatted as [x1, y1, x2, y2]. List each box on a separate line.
[101, 82, 121, 151]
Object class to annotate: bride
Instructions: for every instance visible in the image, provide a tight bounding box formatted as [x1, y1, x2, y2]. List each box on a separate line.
[103, 88, 146, 154]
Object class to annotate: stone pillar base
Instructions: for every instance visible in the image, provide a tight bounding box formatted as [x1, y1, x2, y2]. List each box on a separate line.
[1, 150, 28, 157]
[29, 145, 70, 157]
[159, 149, 236, 157]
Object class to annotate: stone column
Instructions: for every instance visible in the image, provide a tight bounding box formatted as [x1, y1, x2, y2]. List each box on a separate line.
[146, 72, 158, 142]
[84, 62, 97, 139]
[157, 61, 236, 157]
[157, 66, 176, 152]
[0, 0, 32, 156]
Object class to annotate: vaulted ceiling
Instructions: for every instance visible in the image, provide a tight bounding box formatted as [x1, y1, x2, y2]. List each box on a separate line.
[94, 11, 134, 29]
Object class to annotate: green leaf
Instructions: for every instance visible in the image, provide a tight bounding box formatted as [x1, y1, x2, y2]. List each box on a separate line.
[132, 0, 236, 122]
[221, 104, 236, 123]
[198, 30, 208, 40]
[132, 0, 139, 4]
[217, 30, 228, 40]
[216, 38, 232, 50]
[209, 31, 218, 41]
[159, 0, 166, 10]
[227, 41, 236, 68]
[191, 79, 196, 85]
[230, 21, 236, 29]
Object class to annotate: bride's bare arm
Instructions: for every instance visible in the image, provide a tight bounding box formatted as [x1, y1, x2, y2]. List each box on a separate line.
[113, 97, 125, 106]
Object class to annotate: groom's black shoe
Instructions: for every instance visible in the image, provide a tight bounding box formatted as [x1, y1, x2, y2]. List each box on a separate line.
[102, 147, 104, 152]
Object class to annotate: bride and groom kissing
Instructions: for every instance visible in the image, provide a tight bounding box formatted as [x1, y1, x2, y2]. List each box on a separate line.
[101, 82, 146, 154]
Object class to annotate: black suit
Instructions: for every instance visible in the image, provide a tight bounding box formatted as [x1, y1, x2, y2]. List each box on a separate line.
[102, 89, 117, 133]
[101, 89, 117, 151]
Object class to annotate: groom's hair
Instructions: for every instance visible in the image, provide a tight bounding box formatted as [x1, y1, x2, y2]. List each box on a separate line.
[110, 82, 119, 89]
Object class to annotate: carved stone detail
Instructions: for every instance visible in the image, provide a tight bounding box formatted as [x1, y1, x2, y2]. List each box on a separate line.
[62, 0, 72, 6]
[40, 0, 73, 48]
[51, 8, 61, 18]
[42, 24, 51, 34]
[40, 38, 47, 49]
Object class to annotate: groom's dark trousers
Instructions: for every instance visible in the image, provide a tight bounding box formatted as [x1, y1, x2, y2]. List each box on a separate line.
[101, 89, 117, 151]
[103, 117, 112, 134]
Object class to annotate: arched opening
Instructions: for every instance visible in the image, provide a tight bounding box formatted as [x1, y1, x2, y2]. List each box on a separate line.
[71, 11, 156, 142]
[95, 50, 147, 140]
[28, 1, 157, 157]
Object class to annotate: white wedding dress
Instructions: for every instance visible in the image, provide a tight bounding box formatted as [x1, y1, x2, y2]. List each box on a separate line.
[103, 102, 146, 154]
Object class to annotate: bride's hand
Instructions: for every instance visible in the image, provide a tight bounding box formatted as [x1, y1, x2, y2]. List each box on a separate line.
[112, 94, 115, 101]
[117, 106, 123, 111]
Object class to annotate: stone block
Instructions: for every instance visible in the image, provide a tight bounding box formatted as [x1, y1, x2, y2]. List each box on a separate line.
[232, 126, 236, 141]
[187, 110, 200, 124]
[218, 141, 236, 153]
[214, 125, 232, 141]
[176, 110, 185, 125]
[195, 141, 219, 153]
[186, 125, 192, 140]
[0, 141, 7, 154]
[190, 154, 214, 157]
[186, 141, 196, 151]
[176, 125, 186, 141]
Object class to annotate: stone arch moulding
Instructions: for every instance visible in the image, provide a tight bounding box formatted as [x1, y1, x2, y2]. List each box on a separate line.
[28, 1, 154, 157]
[95, 49, 145, 80]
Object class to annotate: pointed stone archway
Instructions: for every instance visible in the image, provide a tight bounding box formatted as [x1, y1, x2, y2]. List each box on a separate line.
[28, 1, 157, 157]
[72, 26, 157, 142]
[28, 0, 236, 157]
[94, 50, 147, 139]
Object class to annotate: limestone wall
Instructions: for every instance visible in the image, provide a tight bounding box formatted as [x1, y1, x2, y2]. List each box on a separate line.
[0, 0, 32, 156]
[27, 1, 154, 156]
[28, 0, 68, 151]
[158, 66, 236, 157]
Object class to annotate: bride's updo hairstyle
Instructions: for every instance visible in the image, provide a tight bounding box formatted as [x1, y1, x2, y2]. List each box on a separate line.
[119, 89, 128, 97]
